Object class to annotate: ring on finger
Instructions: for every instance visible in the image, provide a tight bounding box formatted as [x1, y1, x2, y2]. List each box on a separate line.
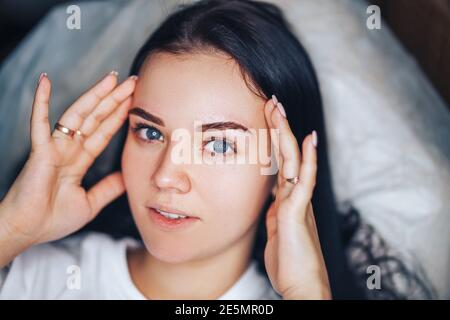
[54, 123, 85, 139]
[54, 122, 76, 137]
[286, 176, 300, 184]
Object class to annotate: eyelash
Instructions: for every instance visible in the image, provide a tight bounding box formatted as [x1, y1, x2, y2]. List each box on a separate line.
[131, 123, 164, 143]
[130, 122, 237, 155]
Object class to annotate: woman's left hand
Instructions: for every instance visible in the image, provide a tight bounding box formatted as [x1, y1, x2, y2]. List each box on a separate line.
[263, 96, 331, 300]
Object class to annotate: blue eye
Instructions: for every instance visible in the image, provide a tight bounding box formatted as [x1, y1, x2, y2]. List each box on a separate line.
[132, 123, 164, 142]
[145, 128, 162, 140]
[204, 138, 235, 155]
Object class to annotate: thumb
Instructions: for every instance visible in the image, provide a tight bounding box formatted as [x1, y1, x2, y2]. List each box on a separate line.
[87, 171, 125, 217]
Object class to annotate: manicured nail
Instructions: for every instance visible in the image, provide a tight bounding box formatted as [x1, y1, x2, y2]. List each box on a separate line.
[272, 94, 278, 105]
[110, 70, 119, 76]
[312, 130, 318, 147]
[129, 75, 138, 81]
[38, 72, 47, 83]
[276, 102, 287, 118]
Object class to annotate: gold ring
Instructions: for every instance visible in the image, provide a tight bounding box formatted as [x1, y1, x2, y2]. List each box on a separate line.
[286, 176, 300, 184]
[54, 123, 76, 137]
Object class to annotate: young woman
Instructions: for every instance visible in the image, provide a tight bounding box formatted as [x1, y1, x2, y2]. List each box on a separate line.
[0, 0, 360, 299]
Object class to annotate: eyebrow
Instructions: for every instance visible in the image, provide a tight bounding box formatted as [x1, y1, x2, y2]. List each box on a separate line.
[128, 107, 250, 133]
[129, 107, 164, 126]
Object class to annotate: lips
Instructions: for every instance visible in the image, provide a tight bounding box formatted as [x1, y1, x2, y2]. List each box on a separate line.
[147, 207, 200, 231]
[147, 205, 199, 219]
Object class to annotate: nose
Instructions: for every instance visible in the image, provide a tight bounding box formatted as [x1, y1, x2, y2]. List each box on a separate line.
[151, 142, 191, 194]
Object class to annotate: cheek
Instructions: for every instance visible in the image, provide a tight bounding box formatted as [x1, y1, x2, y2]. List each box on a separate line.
[198, 165, 271, 236]
[121, 135, 153, 209]
[121, 136, 137, 189]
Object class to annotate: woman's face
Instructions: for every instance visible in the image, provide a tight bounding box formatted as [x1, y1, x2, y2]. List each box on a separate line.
[122, 51, 275, 263]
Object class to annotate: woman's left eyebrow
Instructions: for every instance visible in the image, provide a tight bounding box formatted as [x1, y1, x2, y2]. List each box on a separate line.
[200, 121, 250, 133]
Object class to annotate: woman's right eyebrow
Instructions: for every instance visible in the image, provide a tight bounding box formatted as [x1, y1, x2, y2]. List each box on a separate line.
[128, 107, 165, 126]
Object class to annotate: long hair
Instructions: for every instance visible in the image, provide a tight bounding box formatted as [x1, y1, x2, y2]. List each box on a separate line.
[85, 0, 364, 299]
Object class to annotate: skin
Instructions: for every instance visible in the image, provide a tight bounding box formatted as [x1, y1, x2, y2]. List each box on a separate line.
[0, 51, 330, 299]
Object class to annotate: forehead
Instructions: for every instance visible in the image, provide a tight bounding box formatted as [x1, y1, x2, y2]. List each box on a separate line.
[132, 52, 266, 128]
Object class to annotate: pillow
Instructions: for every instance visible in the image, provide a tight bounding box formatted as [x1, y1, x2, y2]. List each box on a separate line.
[0, 0, 448, 298]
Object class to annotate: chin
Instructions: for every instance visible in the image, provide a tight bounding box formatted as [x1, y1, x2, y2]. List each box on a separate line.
[142, 237, 201, 264]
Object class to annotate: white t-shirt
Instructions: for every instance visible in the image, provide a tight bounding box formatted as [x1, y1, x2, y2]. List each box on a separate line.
[0, 232, 281, 300]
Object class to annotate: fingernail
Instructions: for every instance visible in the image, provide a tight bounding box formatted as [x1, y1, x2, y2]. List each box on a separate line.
[312, 130, 318, 147]
[129, 75, 138, 81]
[276, 102, 287, 118]
[271, 94, 278, 105]
[38, 72, 47, 83]
[110, 70, 119, 76]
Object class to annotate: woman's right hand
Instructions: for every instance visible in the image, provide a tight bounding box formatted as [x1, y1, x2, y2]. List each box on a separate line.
[0, 72, 136, 256]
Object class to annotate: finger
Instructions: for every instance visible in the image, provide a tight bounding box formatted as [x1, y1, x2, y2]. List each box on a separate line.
[264, 96, 282, 190]
[264, 95, 276, 129]
[76, 97, 131, 173]
[270, 101, 301, 200]
[30, 73, 52, 150]
[87, 171, 125, 217]
[77, 76, 137, 138]
[290, 132, 318, 206]
[52, 71, 119, 139]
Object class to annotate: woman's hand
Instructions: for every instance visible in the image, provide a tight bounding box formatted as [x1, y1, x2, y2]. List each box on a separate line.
[263, 96, 331, 300]
[0, 72, 136, 258]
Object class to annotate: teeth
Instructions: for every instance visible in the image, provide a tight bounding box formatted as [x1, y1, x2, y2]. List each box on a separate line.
[156, 209, 187, 219]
